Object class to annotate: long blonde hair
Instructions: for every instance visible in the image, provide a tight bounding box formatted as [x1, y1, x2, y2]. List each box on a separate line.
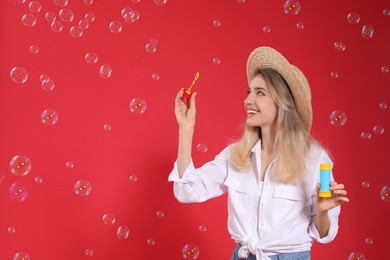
[231, 68, 313, 183]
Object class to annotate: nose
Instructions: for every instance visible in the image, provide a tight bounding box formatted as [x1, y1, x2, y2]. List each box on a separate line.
[244, 95, 254, 105]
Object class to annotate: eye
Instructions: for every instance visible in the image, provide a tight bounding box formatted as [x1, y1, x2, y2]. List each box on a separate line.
[256, 90, 265, 96]
[247, 89, 251, 95]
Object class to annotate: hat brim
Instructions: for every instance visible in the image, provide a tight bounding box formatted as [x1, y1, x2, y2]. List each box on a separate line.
[246, 46, 312, 133]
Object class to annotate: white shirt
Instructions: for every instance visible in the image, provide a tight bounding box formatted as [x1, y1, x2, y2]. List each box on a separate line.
[168, 141, 340, 260]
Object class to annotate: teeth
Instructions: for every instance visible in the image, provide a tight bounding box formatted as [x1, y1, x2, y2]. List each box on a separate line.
[247, 109, 258, 114]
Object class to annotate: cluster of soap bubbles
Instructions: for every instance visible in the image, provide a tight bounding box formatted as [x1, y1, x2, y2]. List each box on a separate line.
[145, 38, 159, 54]
[8, 155, 32, 202]
[84, 52, 113, 79]
[40, 74, 55, 91]
[346, 12, 375, 39]
[121, 6, 140, 25]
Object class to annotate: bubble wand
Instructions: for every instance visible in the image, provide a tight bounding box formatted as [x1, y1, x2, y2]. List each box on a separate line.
[182, 72, 200, 101]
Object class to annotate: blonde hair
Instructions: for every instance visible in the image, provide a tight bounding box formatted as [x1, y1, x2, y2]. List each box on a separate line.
[231, 68, 313, 183]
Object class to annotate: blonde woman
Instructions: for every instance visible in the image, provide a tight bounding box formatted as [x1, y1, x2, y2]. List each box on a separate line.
[169, 46, 349, 260]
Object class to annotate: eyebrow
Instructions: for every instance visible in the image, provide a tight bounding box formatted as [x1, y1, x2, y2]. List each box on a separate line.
[249, 86, 268, 92]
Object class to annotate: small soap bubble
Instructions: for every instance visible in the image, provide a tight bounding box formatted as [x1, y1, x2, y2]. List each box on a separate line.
[66, 161, 74, 168]
[283, 0, 301, 16]
[117, 225, 130, 240]
[129, 98, 147, 114]
[13, 252, 30, 260]
[329, 111, 347, 126]
[78, 19, 89, 30]
[22, 13, 37, 27]
[8, 226, 16, 234]
[362, 181, 370, 188]
[199, 225, 207, 232]
[361, 25, 374, 39]
[132, 0, 140, 3]
[334, 42, 346, 52]
[296, 22, 304, 30]
[154, 0, 167, 6]
[99, 65, 112, 79]
[51, 20, 64, 32]
[379, 102, 388, 110]
[147, 239, 156, 246]
[85, 249, 94, 256]
[54, 0, 68, 7]
[263, 26, 271, 33]
[29, 1, 42, 13]
[41, 109, 59, 125]
[42, 79, 55, 91]
[29, 45, 39, 54]
[85, 52, 98, 64]
[152, 73, 160, 80]
[74, 180, 92, 196]
[212, 57, 221, 64]
[40, 74, 50, 83]
[196, 143, 208, 153]
[85, 12, 95, 23]
[380, 185, 390, 202]
[0, 169, 5, 183]
[347, 12, 360, 24]
[182, 244, 200, 259]
[102, 213, 116, 225]
[129, 175, 138, 182]
[9, 182, 29, 202]
[122, 7, 134, 19]
[238, 0, 246, 3]
[373, 126, 384, 135]
[109, 21, 122, 33]
[156, 210, 165, 218]
[381, 66, 389, 73]
[10, 155, 32, 176]
[16, 0, 27, 4]
[10, 67, 28, 84]
[145, 42, 157, 53]
[84, 0, 93, 5]
[384, 9, 390, 16]
[59, 8, 74, 23]
[70, 25, 83, 38]
[213, 19, 221, 27]
[45, 11, 56, 22]
[330, 71, 339, 79]
[348, 252, 365, 260]
[103, 124, 112, 131]
[365, 237, 373, 245]
[35, 176, 43, 184]
[360, 132, 372, 140]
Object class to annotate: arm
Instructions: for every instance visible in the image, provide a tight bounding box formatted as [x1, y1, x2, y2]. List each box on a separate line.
[174, 88, 197, 177]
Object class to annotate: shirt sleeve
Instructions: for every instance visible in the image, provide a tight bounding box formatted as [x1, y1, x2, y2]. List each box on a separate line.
[167, 146, 230, 203]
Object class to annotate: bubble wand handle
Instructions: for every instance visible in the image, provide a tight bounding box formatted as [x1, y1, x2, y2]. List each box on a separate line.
[183, 72, 200, 100]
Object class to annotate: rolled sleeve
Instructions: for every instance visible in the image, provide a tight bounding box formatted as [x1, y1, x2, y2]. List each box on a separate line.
[309, 206, 340, 243]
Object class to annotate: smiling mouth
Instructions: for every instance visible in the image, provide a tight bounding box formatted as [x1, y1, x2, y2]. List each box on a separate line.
[247, 109, 259, 115]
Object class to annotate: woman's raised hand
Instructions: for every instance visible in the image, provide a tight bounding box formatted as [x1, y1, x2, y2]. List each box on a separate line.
[175, 88, 197, 129]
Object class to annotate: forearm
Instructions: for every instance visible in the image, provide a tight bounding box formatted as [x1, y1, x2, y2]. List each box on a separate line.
[177, 126, 194, 178]
[315, 211, 330, 238]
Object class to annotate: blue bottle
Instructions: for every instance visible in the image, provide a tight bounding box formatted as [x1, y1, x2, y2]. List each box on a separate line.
[319, 163, 332, 198]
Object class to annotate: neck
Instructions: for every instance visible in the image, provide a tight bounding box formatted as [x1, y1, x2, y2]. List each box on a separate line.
[260, 126, 276, 154]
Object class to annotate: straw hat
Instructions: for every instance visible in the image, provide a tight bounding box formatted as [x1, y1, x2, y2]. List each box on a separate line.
[246, 46, 312, 133]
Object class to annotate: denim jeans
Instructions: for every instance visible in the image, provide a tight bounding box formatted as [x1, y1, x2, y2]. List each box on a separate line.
[231, 244, 311, 260]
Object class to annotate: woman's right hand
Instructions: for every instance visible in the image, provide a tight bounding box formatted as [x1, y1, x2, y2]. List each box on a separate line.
[175, 88, 197, 129]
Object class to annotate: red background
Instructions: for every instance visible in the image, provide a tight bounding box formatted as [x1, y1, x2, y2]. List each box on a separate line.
[1, 0, 389, 259]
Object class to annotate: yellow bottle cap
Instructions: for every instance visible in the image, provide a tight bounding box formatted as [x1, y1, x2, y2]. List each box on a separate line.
[319, 191, 332, 198]
[320, 163, 331, 170]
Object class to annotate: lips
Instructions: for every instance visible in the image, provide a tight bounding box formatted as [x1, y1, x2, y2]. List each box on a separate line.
[247, 109, 259, 115]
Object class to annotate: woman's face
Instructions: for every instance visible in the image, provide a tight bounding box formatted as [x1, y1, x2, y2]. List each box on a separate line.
[244, 74, 278, 129]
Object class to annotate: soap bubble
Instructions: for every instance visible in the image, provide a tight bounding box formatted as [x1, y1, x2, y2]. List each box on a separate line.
[330, 71, 339, 79]
[102, 213, 116, 225]
[238, 0, 246, 3]
[103, 124, 112, 131]
[379, 102, 387, 110]
[334, 42, 346, 52]
[384, 9, 390, 16]
[213, 19, 221, 27]
[213, 57, 221, 64]
[59, 8, 74, 23]
[85, 249, 94, 256]
[85, 12, 95, 23]
[129, 98, 147, 114]
[29, 1, 41, 13]
[182, 244, 200, 259]
[283, 0, 301, 16]
[13, 252, 30, 260]
[66, 161, 74, 168]
[9, 182, 29, 202]
[70, 25, 83, 38]
[10, 67, 28, 84]
[40, 74, 50, 83]
[35, 176, 43, 184]
[22, 14, 37, 27]
[132, 0, 140, 3]
[15, 0, 27, 4]
[29, 45, 39, 54]
[373, 126, 384, 135]
[74, 180, 92, 196]
[262, 26, 271, 33]
[362, 181, 370, 188]
[147, 239, 155, 246]
[156, 210, 165, 218]
[154, 0, 167, 6]
[360, 132, 372, 140]
[117, 225, 130, 239]
[196, 143, 208, 153]
[41, 109, 59, 125]
[361, 25, 374, 38]
[109, 20, 122, 33]
[42, 79, 55, 91]
[145, 42, 157, 53]
[8, 226, 16, 234]
[78, 19, 89, 30]
[347, 12, 360, 24]
[329, 111, 347, 126]
[365, 237, 373, 245]
[84, 0, 93, 5]
[129, 175, 138, 182]
[99, 65, 112, 79]
[51, 20, 64, 32]
[199, 225, 207, 232]
[348, 252, 365, 260]
[122, 7, 135, 21]
[85, 52, 98, 64]
[54, 0, 68, 7]
[10, 155, 32, 176]
[45, 11, 56, 22]
[380, 186, 390, 202]
[381, 66, 389, 73]
[296, 22, 304, 30]
[152, 73, 160, 80]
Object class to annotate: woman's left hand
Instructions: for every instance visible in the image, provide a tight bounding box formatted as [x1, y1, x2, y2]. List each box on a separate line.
[316, 181, 349, 213]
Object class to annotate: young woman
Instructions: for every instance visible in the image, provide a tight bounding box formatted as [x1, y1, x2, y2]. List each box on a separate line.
[168, 46, 349, 260]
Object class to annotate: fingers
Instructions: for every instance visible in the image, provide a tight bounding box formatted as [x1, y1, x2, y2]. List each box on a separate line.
[330, 182, 350, 203]
[189, 92, 197, 110]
